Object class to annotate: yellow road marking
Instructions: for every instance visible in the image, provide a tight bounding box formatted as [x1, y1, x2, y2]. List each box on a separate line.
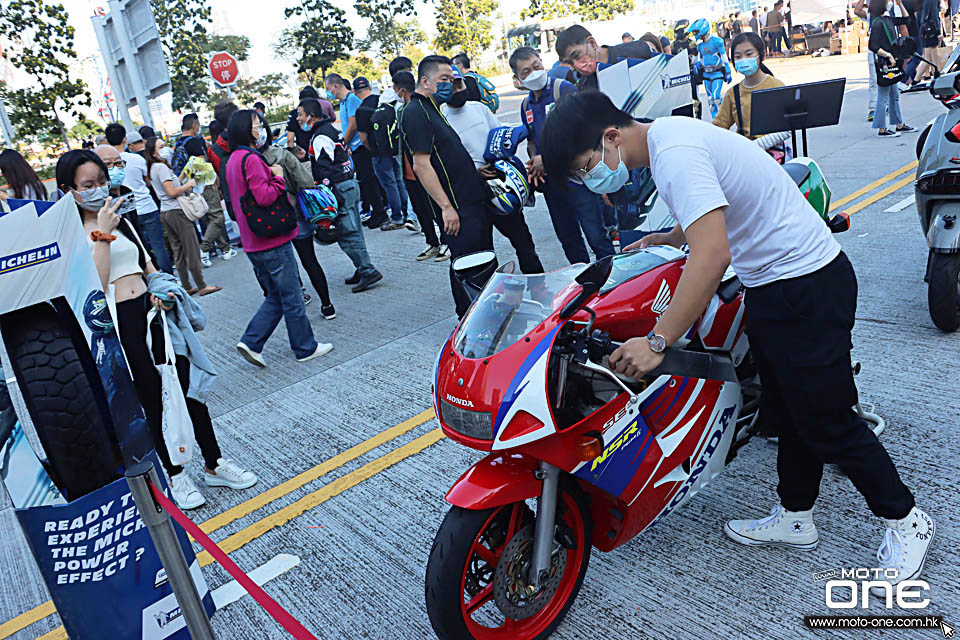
[30, 429, 448, 640]
[0, 410, 436, 640]
[846, 174, 916, 215]
[830, 160, 917, 211]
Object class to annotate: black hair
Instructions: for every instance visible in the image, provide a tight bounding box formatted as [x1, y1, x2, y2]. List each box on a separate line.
[730, 32, 774, 75]
[209, 119, 223, 141]
[417, 55, 452, 82]
[213, 100, 238, 127]
[556, 25, 592, 60]
[392, 71, 415, 93]
[227, 109, 258, 151]
[104, 123, 126, 146]
[299, 98, 324, 119]
[257, 112, 273, 148]
[299, 85, 319, 100]
[540, 91, 634, 182]
[388, 56, 413, 77]
[0, 149, 47, 200]
[324, 73, 344, 88]
[184, 136, 207, 157]
[451, 53, 470, 69]
[181, 113, 199, 132]
[868, 0, 887, 17]
[253, 101, 266, 112]
[55, 149, 107, 195]
[144, 137, 168, 179]
[508, 47, 540, 73]
[138, 125, 155, 139]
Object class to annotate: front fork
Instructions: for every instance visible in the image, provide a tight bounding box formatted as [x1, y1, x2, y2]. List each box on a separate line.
[528, 461, 560, 590]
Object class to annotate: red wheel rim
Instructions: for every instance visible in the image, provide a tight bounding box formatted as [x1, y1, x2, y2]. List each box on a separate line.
[459, 493, 586, 638]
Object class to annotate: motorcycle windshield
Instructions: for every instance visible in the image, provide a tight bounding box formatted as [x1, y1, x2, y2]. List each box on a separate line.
[454, 266, 583, 359]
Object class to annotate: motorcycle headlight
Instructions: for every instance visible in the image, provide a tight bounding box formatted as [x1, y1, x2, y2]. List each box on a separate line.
[439, 398, 493, 440]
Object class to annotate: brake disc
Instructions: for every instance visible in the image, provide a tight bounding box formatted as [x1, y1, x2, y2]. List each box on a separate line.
[492, 524, 566, 620]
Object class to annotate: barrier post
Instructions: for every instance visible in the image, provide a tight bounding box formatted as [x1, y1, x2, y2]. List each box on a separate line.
[126, 461, 216, 640]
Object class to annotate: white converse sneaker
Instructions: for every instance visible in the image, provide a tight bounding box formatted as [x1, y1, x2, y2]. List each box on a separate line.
[297, 342, 333, 362]
[204, 458, 258, 490]
[200, 251, 212, 268]
[724, 503, 819, 550]
[222, 247, 238, 260]
[870, 507, 935, 596]
[170, 472, 206, 510]
[236, 342, 266, 367]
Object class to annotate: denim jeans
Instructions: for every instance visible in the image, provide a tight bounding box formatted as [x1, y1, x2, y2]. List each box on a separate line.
[873, 83, 903, 130]
[138, 209, 173, 274]
[371, 155, 409, 223]
[542, 181, 615, 264]
[241, 242, 318, 359]
[867, 51, 878, 112]
[333, 179, 378, 277]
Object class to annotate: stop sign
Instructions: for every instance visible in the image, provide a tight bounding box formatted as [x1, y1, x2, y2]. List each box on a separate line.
[208, 51, 239, 87]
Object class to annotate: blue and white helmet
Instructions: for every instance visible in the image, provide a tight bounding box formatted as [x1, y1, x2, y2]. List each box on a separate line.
[298, 186, 339, 243]
[484, 125, 529, 164]
[488, 156, 531, 215]
[690, 18, 711, 39]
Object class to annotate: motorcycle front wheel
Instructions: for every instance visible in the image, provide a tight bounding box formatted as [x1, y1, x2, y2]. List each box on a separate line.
[928, 251, 960, 331]
[425, 487, 592, 640]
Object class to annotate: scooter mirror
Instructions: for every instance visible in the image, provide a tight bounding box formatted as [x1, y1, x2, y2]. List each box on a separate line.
[560, 255, 615, 319]
[452, 250, 497, 272]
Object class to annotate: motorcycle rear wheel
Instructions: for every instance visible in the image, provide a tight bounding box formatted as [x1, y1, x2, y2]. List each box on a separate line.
[928, 251, 960, 331]
[425, 487, 592, 640]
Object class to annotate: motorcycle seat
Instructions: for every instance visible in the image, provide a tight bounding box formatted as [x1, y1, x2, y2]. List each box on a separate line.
[783, 162, 810, 187]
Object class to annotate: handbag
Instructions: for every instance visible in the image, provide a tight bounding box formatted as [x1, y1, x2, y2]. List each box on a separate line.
[872, 18, 906, 86]
[145, 307, 193, 466]
[176, 190, 209, 222]
[239, 151, 297, 237]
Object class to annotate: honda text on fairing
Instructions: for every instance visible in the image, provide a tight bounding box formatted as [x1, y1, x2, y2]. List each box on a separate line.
[422, 156, 868, 639]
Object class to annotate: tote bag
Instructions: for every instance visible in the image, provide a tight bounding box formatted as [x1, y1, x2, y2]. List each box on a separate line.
[145, 307, 193, 466]
[176, 191, 209, 222]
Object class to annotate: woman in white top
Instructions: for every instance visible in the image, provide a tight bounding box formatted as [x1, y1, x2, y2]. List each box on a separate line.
[55, 149, 255, 510]
[0, 149, 48, 201]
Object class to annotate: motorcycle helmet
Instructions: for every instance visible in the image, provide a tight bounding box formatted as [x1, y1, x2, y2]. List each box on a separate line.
[690, 18, 710, 39]
[83, 290, 114, 336]
[299, 186, 339, 244]
[483, 125, 529, 164]
[488, 156, 531, 216]
[674, 18, 690, 39]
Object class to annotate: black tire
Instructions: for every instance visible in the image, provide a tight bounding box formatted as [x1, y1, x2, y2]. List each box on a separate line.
[0, 303, 122, 499]
[928, 252, 960, 331]
[917, 124, 931, 160]
[425, 485, 592, 640]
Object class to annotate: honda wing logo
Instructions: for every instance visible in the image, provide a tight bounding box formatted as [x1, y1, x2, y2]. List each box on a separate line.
[652, 280, 671, 316]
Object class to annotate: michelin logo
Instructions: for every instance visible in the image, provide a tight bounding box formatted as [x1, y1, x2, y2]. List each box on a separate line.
[154, 605, 182, 628]
[0, 242, 60, 275]
[660, 73, 691, 90]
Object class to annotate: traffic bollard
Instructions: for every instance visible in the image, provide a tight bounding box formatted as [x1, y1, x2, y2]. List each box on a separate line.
[126, 461, 216, 640]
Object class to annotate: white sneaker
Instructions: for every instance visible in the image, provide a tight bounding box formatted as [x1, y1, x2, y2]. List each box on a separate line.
[204, 458, 258, 490]
[200, 252, 212, 268]
[236, 342, 266, 367]
[170, 472, 206, 510]
[222, 247, 238, 260]
[870, 507, 935, 596]
[435, 244, 450, 262]
[724, 503, 819, 550]
[297, 342, 333, 362]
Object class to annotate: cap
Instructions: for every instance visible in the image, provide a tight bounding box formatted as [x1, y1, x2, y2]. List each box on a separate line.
[451, 64, 464, 80]
[353, 76, 371, 90]
[126, 131, 143, 144]
[622, 32, 633, 38]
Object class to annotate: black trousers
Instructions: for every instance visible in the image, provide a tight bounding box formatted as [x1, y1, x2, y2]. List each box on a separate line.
[352, 147, 386, 216]
[292, 236, 332, 307]
[406, 178, 440, 247]
[444, 202, 544, 317]
[116, 293, 222, 476]
[744, 252, 914, 520]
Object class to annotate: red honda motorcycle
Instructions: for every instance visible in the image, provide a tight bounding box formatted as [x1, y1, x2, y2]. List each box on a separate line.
[425, 245, 760, 639]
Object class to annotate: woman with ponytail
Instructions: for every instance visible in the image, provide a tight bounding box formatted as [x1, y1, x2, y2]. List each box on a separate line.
[713, 32, 783, 139]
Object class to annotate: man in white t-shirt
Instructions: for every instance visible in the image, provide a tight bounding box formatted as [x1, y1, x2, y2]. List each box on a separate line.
[539, 91, 933, 593]
[441, 66, 503, 168]
[104, 123, 173, 273]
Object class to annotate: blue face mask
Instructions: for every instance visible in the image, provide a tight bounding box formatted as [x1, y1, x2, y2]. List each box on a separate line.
[326, 90, 336, 101]
[734, 57, 759, 76]
[108, 167, 125, 188]
[301, 119, 313, 132]
[433, 81, 454, 103]
[581, 142, 629, 194]
[256, 126, 267, 148]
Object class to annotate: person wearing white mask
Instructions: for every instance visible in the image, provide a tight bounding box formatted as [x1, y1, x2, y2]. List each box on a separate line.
[510, 46, 614, 265]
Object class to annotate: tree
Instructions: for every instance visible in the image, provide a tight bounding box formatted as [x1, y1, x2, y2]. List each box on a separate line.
[235, 73, 287, 105]
[151, 0, 212, 112]
[327, 55, 381, 86]
[206, 34, 250, 61]
[68, 117, 102, 144]
[0, 0, 90, 146]
[354, 0, 416, 59]
[275, 0, 353, 80]
[434, 0, 497, 61]
[360, 18, 426, 61]
[520, 0, 634, 21]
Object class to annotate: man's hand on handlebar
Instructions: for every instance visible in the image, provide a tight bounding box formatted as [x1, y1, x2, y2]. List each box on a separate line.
[609, 337, 665, 381]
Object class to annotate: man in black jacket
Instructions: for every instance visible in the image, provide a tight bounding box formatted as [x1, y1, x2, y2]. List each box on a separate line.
[298, 98, 383, 293]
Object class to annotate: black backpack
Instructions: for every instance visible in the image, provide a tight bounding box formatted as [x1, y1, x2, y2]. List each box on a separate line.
[370, 102, 400, 157]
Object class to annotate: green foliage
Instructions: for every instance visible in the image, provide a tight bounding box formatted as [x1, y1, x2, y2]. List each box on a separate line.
[359, 18, 426, 61]
[355, 0, 417, 59]
[235, 73, 288, 106]
[68, 117, 102, 143]
[327, 55, 381, 85]
[434, 0, 498, 60]
[207, 34, 251, 61]
[151, 0, 212, 112]
[0, 0, 91, 145]
[276, 0, 354, 79]
[520, 0, 635, 21]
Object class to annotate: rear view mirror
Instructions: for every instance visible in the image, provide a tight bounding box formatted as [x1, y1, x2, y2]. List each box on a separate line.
[452, 250, 496, 272]
[451, 250, 499, 304]
[559, 256, 614, 319]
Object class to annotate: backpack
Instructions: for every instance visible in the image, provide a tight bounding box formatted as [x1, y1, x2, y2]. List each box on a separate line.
[170, 136, 192, 176]
[370, 102, 401, 157]
[467, 70, 500, 113]
[519, 80, 565, 141]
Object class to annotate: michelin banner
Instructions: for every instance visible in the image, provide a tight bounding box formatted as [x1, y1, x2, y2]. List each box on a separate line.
[598, 53, 694, 120]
